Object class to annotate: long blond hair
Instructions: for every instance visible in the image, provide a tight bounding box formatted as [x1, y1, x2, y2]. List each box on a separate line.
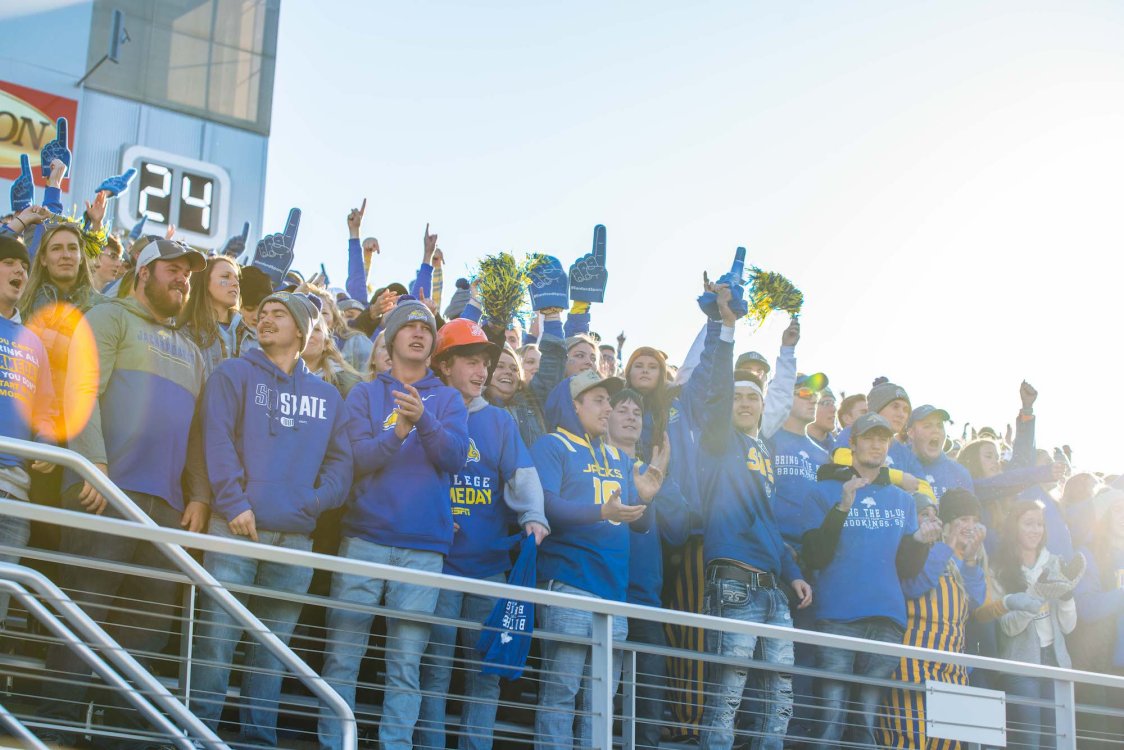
[18, 223, 95, 317]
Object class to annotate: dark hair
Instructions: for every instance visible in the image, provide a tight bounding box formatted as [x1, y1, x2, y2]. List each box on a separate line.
[993, 499, 1047, 595]
[733, 370, 766, 391]
[611, 388, 644, 410]
[957, 439, 999, 480]
[181, 256, 240, 352]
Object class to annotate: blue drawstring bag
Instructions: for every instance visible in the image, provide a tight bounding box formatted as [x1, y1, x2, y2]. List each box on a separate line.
[476, 535, 537, 679]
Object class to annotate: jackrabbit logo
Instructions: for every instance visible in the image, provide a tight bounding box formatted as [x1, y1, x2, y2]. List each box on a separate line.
[466, 438, 481, 463]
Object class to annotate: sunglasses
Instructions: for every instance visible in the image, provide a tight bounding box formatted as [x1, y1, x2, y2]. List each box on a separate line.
[795, 387, 820, 400]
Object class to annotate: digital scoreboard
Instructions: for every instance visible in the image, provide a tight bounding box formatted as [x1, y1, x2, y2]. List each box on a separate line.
[116, 145, 231, 248]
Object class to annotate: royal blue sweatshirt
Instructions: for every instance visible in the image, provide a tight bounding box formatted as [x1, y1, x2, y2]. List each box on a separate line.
[667, 321, 722, 533]
[807, 479, 918, 627]
[342, 369, 470, 553]
[1074, 545, 1124, 668]
[901, 542, 986, 607]
[769, 427, 830, 549]
[345, 238, 369, 305]
[698, 325, 802, 584]
[203, 349, 353, 533]
[0, 313, 55, 498]
[532, 376, 650, 601]
[445, 397, 547, 579]
[914, 451, 972, 500]
[628, 463, 690, 608]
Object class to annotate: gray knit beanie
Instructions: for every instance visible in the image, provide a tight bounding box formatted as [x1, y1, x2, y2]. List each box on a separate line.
[382, 295, 438, 356]
[259, 291, 322, 351]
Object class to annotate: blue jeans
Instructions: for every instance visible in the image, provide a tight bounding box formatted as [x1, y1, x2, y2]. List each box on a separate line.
[318, 537, 443, 750]
[534, 580, 628, 750]
[39, 490, 183, 749]
[698, 579, 794, 750]
[416, 573, 505, 750]
[190, 519, 314, 746]
[1006, 646, 1058, 750]
[0, 491, 30, 627]
[628, 616, 672, 749]
[813, 617, 905, 750]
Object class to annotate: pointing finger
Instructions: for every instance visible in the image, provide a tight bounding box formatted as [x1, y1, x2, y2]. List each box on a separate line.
[592, 224, 606, 261]
[19, 153, 30, 178]
[731, 246, 746, 280]
[239, 221, 250, 241]
[359, 198, 367, 216]
[56, 117, 68, 146]
[283, 207, 301, 245]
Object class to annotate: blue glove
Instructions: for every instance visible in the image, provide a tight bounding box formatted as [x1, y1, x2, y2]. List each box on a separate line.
[698, 246, 749, 320]
[40, 118, 71, 179]
[128, 215, 148, 240]
[221, 221, 250, 257]
[10, 154, 33, 213]
[527, 255, 569, 311]
[568, 224, 608, 303]
[96, 167, 137, 197]
[252, 208, 300, 288]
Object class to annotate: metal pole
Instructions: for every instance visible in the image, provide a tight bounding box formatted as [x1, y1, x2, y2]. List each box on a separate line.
[0, 575, 215, 749]
[1054, 678, 1076, 749]
[0, 701, 49, 750]
[620, 646, 637, 750]
[590, 612, 614, 750]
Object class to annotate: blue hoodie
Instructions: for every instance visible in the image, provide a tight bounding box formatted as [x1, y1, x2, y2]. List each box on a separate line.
[628, 463, 690, 608]
[0, 313, 55, 499]
[532, 376, 650, 602]
[698, 325, 803, 584]
[1074, 544, 1124, 669]
[203, 349, 353, 533]
[342, 369, 469, 554]
[769, 427, 830, 549]
[807, 479, 918, 627]
[914, 451, 972, 500]
[445, 396, 548, 579]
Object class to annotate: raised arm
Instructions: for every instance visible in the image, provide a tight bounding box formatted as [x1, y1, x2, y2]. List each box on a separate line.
[760, 318, 799, 440]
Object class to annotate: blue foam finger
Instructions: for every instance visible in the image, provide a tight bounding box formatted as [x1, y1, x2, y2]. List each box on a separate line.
[96, 167, 138, 197]
[10, 154, 34, 213]
[129, 215, 148, 240]
[40, 117, 71, 178]
[730, 246, 746, 284]
[568, 224, 609, 303]
[282, 208, 301, 245]
[527, 255, 569, 310]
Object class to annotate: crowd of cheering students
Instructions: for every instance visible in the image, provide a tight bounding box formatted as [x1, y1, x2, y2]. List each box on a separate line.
[0, 171, 1122, 750]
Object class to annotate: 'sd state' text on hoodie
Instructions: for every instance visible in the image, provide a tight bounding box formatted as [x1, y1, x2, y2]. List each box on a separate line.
[203, 349, 353, 533]
[532, 376, 651, 602]
[343, 369, 470, 554]
[65, 297, 205, 510]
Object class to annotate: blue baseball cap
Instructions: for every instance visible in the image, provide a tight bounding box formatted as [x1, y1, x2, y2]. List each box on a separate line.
[907, 404, 952, 429]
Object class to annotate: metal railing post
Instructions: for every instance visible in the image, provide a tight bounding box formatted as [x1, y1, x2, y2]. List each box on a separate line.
[620, 646, 636, 750]
[0, 572, 223, 750]
[0, 701, 49, 749]
[1054, 677, 1076, 749]
[179, 583, 196, 704]
[590, 612, 614, 750]
[0, 437, 356, 750]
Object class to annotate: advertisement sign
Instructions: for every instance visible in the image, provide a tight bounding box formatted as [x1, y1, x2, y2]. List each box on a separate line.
[0, 80, 78, 189]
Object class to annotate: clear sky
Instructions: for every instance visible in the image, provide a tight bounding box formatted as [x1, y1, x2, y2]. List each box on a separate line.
[262, 1, 1124, 471]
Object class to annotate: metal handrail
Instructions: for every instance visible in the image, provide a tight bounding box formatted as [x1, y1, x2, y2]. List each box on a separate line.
[4, 492, 1124, 693]
[0, 436, 357, 750]
[0, 700, 49, 750]
[0, 569, 221, 750]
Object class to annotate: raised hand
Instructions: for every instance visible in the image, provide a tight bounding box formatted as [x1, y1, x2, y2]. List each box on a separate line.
[40, 118, 70, 178]
[47, 158, 67, 189]
[1020, 380, 1038, 410]
[699, 246, 749, 319]
[423, 222, 438, 264]
[221, 221, 251, 257]
[84, 190, 108, 230]
[527, 254, 569, 311]
[129, 215, 148, 240]
[716, 284, 739, 326]
[347, 199, 366, 238]
[96, 167, 137, 197]
[839, 474, 870, 512]
[10, 154, 34, 213]
[568, 224, 608, 303]
[165, 223, 177, 240]
[253, 208, 301, 286]
[914, 516, 943, 544]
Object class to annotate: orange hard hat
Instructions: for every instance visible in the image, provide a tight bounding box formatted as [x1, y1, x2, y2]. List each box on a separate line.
[434, 318, 500, 360]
